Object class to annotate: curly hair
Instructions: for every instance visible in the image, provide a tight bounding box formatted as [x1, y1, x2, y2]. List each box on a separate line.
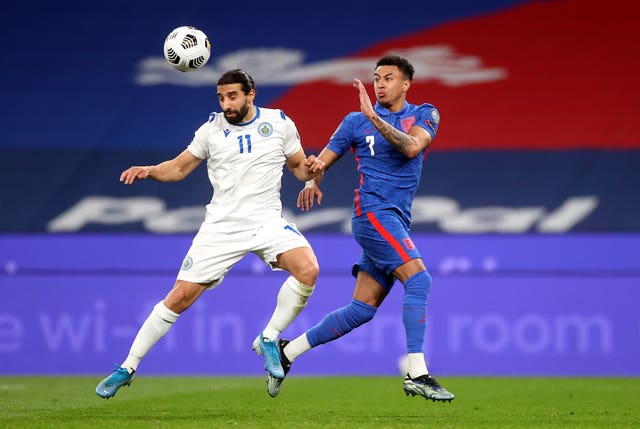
[217, 69, 256, 94]
[375, 55, 415, 81]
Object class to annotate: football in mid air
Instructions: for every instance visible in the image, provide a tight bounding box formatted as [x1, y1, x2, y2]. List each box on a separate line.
[163, 26, 211, 72]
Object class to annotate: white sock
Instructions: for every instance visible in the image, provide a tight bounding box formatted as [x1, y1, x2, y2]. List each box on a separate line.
[121, 301, 179, 373]
[407, 352, 429, 378]
[262, 276, 314, 340]
[282, 333, 312, 362]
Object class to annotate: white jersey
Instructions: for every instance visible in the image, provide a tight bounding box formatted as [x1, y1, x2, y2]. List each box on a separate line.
[187, 106, 301, 232]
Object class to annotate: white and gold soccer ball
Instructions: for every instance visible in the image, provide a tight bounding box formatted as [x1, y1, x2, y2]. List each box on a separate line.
[163, 26, 211, 72]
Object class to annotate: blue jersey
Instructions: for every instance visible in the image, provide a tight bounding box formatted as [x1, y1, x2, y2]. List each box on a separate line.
[327, 101, 440, 228]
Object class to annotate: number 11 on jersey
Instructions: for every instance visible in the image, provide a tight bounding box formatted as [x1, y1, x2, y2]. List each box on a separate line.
[238, 135, 252, 153]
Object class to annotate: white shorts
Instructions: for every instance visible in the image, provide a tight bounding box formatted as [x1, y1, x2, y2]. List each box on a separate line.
[176, 216, 311, 288]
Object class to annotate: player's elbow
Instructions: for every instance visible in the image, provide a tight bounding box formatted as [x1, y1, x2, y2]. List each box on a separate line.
[405, 147, 422, 159]
[405, 135, 431, 158]
[403, 142, 425, 159]
[172, 171, 188, 182]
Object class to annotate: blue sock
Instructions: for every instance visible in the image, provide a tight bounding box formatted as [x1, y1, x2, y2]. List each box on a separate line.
[403, 270, 431, 353]
[306, 299, 377, 347]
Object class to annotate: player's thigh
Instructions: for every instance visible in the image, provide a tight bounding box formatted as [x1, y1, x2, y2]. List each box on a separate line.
[352, 252, 396, 292]
[253, 217, 317, 275]
[352, 210, 422, 274]
[177, 229, 250, 287]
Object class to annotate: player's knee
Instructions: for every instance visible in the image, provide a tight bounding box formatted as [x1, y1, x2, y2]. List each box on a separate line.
[403, 270, 431, 299]
[347, 299, 377, 327]
[294, 258, 319, 287]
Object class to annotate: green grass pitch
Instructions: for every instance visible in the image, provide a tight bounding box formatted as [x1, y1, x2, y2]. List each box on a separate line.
[1, 376, 638, 428]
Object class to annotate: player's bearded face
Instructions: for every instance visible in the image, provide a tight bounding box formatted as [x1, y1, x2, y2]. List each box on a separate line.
[224, 101, 250, 124]
[217, 84, 254, 124]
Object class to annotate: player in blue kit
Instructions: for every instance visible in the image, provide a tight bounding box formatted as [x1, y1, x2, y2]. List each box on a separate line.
[256, 55, 454, 402]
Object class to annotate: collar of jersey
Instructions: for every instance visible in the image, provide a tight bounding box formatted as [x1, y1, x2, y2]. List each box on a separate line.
[374, 101, 409, 117]
[230, 106, 261, 127]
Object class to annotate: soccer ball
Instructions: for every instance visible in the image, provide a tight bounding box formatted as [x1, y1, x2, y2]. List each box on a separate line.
[163, 26, 211, 72]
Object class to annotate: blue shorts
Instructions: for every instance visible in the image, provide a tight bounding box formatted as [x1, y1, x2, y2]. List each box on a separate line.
[351, 209, 422, 292]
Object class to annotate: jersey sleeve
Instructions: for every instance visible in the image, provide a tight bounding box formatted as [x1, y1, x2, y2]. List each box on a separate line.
[327, 113, 357, 156]
[187, 120, 210, 159]
[415, 104, 440, 140]
[282, 112, 302, 157]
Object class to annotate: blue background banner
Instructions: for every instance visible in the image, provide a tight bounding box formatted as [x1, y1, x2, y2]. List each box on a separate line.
[2, 149, 637, 232]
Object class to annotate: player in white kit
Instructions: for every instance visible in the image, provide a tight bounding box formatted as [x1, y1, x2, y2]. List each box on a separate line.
[96, 69, 325, 398]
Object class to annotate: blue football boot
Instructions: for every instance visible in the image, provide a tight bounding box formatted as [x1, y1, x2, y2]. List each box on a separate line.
[255, 333, 285, 379]
[96, 366, 135, 399]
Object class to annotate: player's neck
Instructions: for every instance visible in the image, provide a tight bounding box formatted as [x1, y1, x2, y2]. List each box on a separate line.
[381, 99, 406, 113]
[241, 105, 257, 123]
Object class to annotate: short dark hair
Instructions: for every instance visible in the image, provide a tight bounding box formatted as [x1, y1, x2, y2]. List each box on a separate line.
[376, 55, 415, 81]
[217, 69, 256, 94]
